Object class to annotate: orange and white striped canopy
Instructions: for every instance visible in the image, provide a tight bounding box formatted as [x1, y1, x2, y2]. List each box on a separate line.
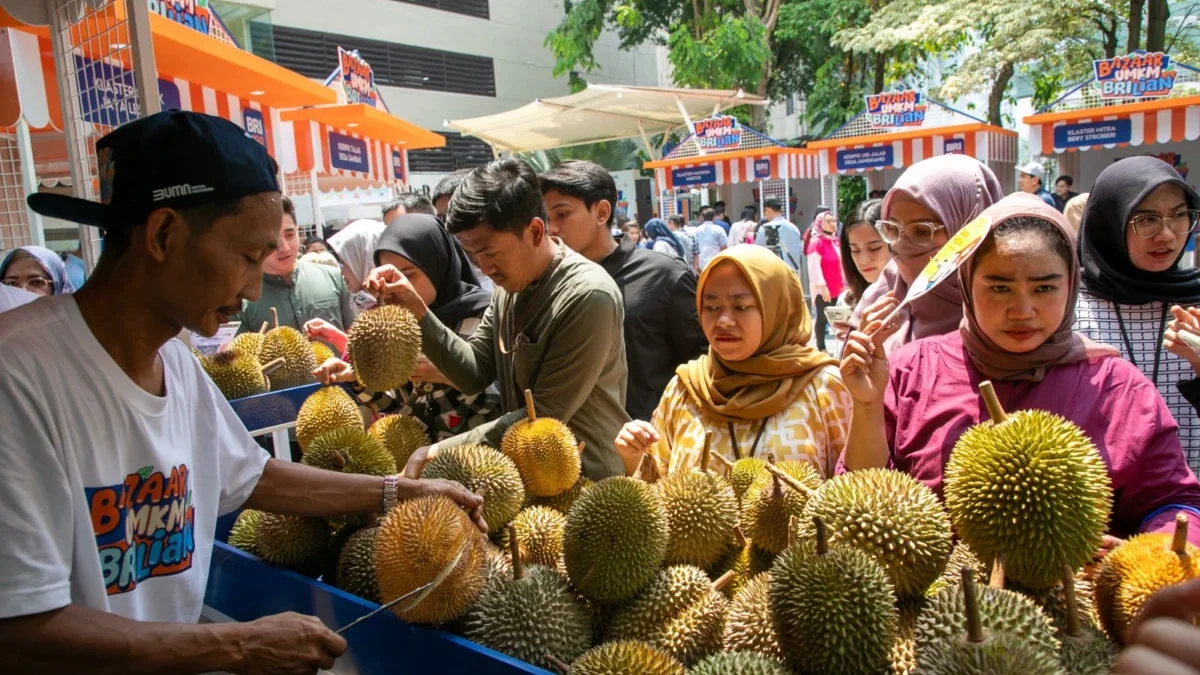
[807, 125, 1018, 175]
[1026, 96, 1200, 156]
[646, 148, 820, 191]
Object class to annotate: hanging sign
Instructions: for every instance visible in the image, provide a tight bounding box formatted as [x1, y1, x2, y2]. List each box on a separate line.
[753, 158, 772, 179]
[693, 115, 743, 151]
[865, 90, 926, 128]
[242, 109, 266, 146]
[671, 165, 717, 186]
[1054, 119, 1132, 148]
[74, 55, 182, 127]
[338, 47, 379, 108]
[836, 146, 894, 171]
[1093, 52, 1176, 99]
[146, 0, 227, 39]
[391, 150, 405, 181]
[328, 131, 370, 173]
[943, 138, 966, 155]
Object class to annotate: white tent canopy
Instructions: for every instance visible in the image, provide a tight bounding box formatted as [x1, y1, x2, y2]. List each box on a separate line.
[445, 84, 767, 154]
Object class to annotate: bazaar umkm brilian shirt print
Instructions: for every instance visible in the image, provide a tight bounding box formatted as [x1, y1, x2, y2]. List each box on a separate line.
[86, 463, 196, 596]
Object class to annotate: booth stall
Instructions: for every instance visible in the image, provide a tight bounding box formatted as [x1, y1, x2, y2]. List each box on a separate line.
[642, 114, 821, 224]
[1024, 51, 1200, 191]
[807, 91, 1018, 216]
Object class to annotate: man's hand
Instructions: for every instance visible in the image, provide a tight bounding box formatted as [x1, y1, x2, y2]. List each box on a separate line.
[363, 265, 428, 318]
[397, 476, 487, 533]
[312, 358, 356, 386]
[411, 356, 451, 386]
[402, 444, 437, 480]
[236, 611, 346, 675]
[1113, 578, 1200, 673]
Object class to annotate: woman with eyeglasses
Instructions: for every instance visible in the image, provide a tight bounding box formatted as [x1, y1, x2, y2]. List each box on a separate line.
[1, 246, 78, 298]
[1075, 157, 1200, 474]
[849, 155, 1005, 353]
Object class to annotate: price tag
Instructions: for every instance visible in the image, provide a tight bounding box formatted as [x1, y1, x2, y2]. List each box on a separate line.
[192, 321, 241, 356]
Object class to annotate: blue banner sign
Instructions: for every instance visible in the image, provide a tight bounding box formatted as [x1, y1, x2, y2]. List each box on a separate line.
[242, 109, 266, 146]
[75, 55, 180, 126]
[836, 146, 894, 171]
[328, 131, 370, 173]
[1053, 119, 1132, 148]
[671, 164, 717, 186]
[391, 150, 405, 181]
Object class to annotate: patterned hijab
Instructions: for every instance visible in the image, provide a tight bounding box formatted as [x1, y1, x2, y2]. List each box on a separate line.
[676, 245, 836, 422]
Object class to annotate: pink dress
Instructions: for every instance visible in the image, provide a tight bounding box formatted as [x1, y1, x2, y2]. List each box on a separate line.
[849, 331, 1200, 546]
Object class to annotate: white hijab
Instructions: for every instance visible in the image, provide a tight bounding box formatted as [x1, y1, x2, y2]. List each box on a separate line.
[327, 219, 385, 284]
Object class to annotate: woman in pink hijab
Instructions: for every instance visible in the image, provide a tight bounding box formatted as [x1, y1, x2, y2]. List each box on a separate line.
[840, 193, 1200, 550]
[850, 154, 1005, 352]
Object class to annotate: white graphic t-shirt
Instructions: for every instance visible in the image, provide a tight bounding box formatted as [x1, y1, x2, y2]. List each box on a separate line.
[0, 296, 270, 622]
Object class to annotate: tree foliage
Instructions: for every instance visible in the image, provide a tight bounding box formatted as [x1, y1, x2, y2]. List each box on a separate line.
[519, 139, 644, 174]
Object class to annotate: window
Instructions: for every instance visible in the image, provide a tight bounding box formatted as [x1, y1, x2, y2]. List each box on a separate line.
[392, 0, 489, 20]
[408, 132, 494, 172]
[786, 94, 795, 116]
[249, 24, 496, 97]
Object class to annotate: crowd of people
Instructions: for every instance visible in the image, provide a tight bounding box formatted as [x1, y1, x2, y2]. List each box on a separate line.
[3, 109, 1200, 674]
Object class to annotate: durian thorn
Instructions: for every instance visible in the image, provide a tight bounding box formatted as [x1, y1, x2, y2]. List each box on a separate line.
[1173, 512, 1190, 554]
[260, 357, 286, 376]
[787, 515, 799, 549]
[961, 566, 984, 644]
[763, 459, 814, 496]
[733, 525, 747, 548]
[813, 516, 828, 555]
[544, 653, 571, 674]
[989, 553, 1006, 589]
[269, 307, 279, 330]
[712, 569, 736, 592]
[258, 321, 269, 334]
[1063, 565, 1083, 638]
[523, 389, 537, 422]
[979, 380, 1009, 424]
[700, 430, 713, 473]
[331, 450, 347, 470]
[508, 527, 524, 581]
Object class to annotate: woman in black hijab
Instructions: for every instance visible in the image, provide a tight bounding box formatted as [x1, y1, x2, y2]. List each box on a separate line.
[1075, 155, 1200, 474]
[314, 214, 499, 441]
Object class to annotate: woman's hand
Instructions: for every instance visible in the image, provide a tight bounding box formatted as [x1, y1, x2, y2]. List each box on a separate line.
[303, 319, 347, 354]
[363, 265, 427, 318]
[312, 358, 356, 386]
[411, 356, 451, 386]
[814, 284, 830, 303]
[860, 291, 900, 330]
[840, 318, 901, 406]
[1113, 578, 1200, 673]
[615, 421, 659, 473]
[832, 321, 853, 342]
[1163, 305, 1200, 375]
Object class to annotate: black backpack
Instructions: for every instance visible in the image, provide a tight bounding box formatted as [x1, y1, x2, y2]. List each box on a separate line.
[762, 222, 797, 268]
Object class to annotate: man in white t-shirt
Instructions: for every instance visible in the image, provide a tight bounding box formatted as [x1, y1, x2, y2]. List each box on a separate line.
[0, 111, 485, 674]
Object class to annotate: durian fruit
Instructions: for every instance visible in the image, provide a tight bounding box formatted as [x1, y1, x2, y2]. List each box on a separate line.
[769, 518, 898, 675]
[369, 414, 430, 470]
[528, 476, 592, 514]
[483, 543, 513, 586]
[799, 468, 952, 597]
[373, 495, 488, 625]
[1055, 566, 1118, 675]
[563, 476, 669, 604]
[915, 567, 1062, 675]
[226, 320, 268, 359]
[346, 304, 422, 392]
[260, 308, 318, 390]
[945, 383, 1113, 590]
[891, 596, 923, 675]
[690, 651, 790, 675]
[334, 527, 380, 603]
[509, 506, 566, 568]
[295, 386, 363, 449]
[199, 349, 272, 400]
[569, 640, 686, 675]
[605, 565, 730, 665]
[228, 509, 264, 556]
[722, 572, 781, 661]
[322, 522, 361, 584]
[502, 390, 582, 497]
[310, 339, 337, 365]
[728, 457, 768, 503]
[656, 442, 738, 569]
[255, 513, 330, 574]
[302, 427, 397, 477]
[940, 541, 991, 590]
[708, 527, 775, 599]
[421, 443, 525, 533]
[463, 529, 592, 670]
[1094, 513, 1199, 643]
[741, 458, 822, 555]
[1015, 573, 1100, 635]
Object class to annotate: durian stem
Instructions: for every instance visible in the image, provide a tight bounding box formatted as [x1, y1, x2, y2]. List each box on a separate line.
[989, 553, 1006, 589]
[788, 515, 799, 549]
[1063, 565, 1082, 638]
[258, 321, 269, 334]
[961, 566, 984, 644]
[814, 516, 828, 555]
[636, 452, 661, 483]
[1173, 512, 1190, 554]
[700, 430, 713, 473]
[733, 526, 747, 549]
[260, 357, 285, 376]
[331, 450, 347, 470]
[544, 653, 571, 674]
[764, 452, 814, 496]
[523, 389, 537, 422]
[709, 451, 735, 472]
[509, 527, 524, 581]
[712, 570, 736, 592]
[979, 381, 1009, 424]
[270, 307, 279, 330]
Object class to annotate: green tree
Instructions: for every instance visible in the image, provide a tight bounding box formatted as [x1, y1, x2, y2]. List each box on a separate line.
[519, 138, 644, 173]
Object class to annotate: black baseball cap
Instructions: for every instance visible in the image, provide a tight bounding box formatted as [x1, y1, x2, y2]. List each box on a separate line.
[28, 110, 279, 228]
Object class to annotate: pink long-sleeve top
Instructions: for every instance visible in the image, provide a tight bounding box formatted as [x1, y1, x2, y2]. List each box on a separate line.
[858, 331, 1200, 547]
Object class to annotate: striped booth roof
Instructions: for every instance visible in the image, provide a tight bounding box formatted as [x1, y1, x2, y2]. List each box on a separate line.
[643, 121, 819, 191]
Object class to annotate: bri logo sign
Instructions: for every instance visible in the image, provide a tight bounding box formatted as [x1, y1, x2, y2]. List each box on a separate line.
[865, 90, 926, 129]
[1093, 52, 1176, 99]
[86, 464, 196, 596]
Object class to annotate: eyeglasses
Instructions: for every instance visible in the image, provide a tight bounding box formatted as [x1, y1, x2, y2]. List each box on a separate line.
[1128, 210, 1200, 239]
[2, 276, 52, 293]
[875, 219, 947, 245]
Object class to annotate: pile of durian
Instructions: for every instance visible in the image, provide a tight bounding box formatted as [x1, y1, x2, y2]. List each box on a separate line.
[226, 374, 1199, 675]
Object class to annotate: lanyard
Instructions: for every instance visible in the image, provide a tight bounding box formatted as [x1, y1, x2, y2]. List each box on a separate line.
[1111, 302, 1169, 386]
[728, 418, 771, 460]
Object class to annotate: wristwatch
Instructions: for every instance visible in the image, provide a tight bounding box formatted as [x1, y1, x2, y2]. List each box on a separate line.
[382, 474, 400, 513]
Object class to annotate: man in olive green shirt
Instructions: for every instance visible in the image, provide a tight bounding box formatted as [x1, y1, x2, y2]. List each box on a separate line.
[365, 158, 628, 481]
[234, 196, 354, 334]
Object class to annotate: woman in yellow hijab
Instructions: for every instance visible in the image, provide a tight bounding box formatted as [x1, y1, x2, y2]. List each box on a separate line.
[615, 244, 853, 477]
